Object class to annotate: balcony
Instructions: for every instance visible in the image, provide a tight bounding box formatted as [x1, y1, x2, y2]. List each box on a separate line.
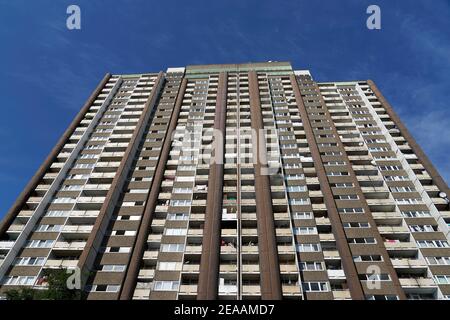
[316, 217, 331, 226]
[143, 251, 158, 260]
[7, 224, 25, 233]
[319, 233, 335, 242]
[138, 269, 155, 279]
[378, 226, 410, 234]
[83, 184, 111, 192]
[147, 234, 162, 243]
[242, 264, 259, 273]
[179, 285, 198, 295]
[183, 264, 200, 273]
[35, 184, 50, 192]
[327, 269, 346, 279]
[152, 219, 165, 227]
[241, 246, 258, 254]
[274, 213, 290, 220]
[384, 241, 418, 251]
[275, 229, 292, 237]
[62, 225, 93, 235]
[53, 241, 86, 252]
[312, 203, 327, 211]
[77, 196, 106, 204]
[391, 258, 428, 269]
[242, 285, 260, 296]
[68, 210, 99, 223]
[333, 290, 352, 300]
[372, 212, 403, 220]
[17, 210, 33, 219]
[279, 264, 298, 274]
[0, 241, 14, 250]
[188, 229, 203, 237]
[133, 288, 151, 299]
[323, 250, 341, 260]
[241, 229, 258, 237]
[241, 213, 257, 220]
[399, 278, 437, 288]
[282, 285, 301, 295]
[189, 213, 205, 221]
[44, 259, 77, 269]
[220, 264, 237, 273]
[185, 246, 202, 254]
[220, 245, 237, 254]
[219, 285, 237, 295]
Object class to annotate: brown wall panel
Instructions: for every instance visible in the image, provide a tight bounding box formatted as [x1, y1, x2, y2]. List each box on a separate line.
[249, 71, 282, 300]
[197, 72, 228, 300]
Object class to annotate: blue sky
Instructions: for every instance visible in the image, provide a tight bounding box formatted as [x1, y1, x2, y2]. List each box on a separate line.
[0, 0, 449, 218]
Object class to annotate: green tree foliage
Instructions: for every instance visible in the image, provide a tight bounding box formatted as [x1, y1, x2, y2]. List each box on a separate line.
[5, 268, 85, 300]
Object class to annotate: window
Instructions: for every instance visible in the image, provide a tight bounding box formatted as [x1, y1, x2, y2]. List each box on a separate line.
[337, 195, 359, 200]
[302, 282, 329, 292]
[14, 257, 46, 266]
[323, 152, 342, 156]
[45, 210, 69, 217]
[408, 225, 435, 233]
[296, 243, 321, 252]
[164, 228, 187, 236]
[112, 230, 136, 236]
[153, 281, 179, 291]
[3, 276, 36, 286]
[105, 247, 131, 253]
[167, 213, 189, 221]
[117, 215, 141, 221]
[395, 198, 422, 205]
[385, 175, 407, 181]
[287, 185, 307, 192]
[36, 224, 63, 232]
[348, 237, 376, 244]
[366, 295, 398, 300]
[285, 174, 305, 181]
[160, 244, 184, 252]
[338, 208, 364, 214]
[292, 212, 312, 219]
[300, 262, 324, 271]
[417, 240, 449, 248]
[331, 183, 354, 188]
[379, 165, 401, 171]
[128, 189, 148, 194]
[325, 161, 346, 166]
[73, 163, 94, 169]
[289, 198, 310, 205]
[170, 200, 192, 207]
[158, 262, 180, 271]
[327, 171, 349, 176]
[91, 284, 120, 292]
[407, 293, 436, 300]
[368, 147, 390, 152]
[353, 255, 382, 262]
[101, 265, 126, 272]
[294, 227, 317, 235]
[390, 186, 415, 193]
[52, 197, 76, 203]
[61, 185, 83, 191]
[426, 257, 450, 265]
[172, 188, 192, 194]
[343, 222, 370, 229]
[401, 211, 431, 218]
[359, 274, 391, 281]
[434, 275, 450, 284]
[26, 240, 54, 248]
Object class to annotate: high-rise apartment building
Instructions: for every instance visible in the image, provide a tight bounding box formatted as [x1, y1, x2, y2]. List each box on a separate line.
[0, 62, 449, 300]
